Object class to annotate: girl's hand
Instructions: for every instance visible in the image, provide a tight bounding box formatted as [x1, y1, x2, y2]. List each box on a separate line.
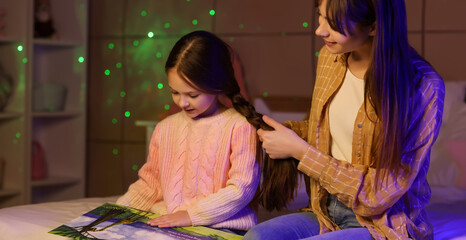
[257, 115, 309, 159]
[147, 210, 192, 228]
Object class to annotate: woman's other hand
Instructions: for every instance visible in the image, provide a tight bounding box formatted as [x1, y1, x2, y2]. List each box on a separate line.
[257, 115, 309, 159]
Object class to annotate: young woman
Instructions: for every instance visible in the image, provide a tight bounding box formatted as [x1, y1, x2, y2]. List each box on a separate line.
[245, 0, 444, 239]
[116, 30, 269, 235]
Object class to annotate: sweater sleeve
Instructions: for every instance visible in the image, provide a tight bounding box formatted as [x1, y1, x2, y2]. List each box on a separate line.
[186, 122, 260, 226]
[297, 77, 444, 216]
[116, 124, 163, 211]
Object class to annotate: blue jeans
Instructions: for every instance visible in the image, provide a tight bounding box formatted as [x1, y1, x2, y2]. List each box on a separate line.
[243, 195, 372, 240]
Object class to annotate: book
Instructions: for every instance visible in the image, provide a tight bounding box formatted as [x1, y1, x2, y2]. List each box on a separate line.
[49, 202, 243, 240]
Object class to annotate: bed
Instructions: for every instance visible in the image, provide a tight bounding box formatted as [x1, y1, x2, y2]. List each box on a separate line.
[0, 81, 464, 240]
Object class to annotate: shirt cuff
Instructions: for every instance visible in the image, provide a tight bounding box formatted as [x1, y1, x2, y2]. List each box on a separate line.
[297, 146, 330, 180]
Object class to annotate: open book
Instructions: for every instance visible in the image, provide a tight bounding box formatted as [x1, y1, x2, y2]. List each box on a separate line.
[49, 202, 242, 240]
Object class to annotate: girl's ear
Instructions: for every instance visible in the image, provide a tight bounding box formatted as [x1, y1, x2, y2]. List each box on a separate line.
[369, 23, 376, 36]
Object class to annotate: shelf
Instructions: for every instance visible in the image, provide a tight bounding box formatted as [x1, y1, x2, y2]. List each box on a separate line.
[32, 110, 82, 118]
[31, 176, 81, 188]
[0, 36, 23, 43]
[0, 111, 23, 120]
[0, 0, 88, 208]
[0, 189, 21, 198]
[33, 38, 82, 47]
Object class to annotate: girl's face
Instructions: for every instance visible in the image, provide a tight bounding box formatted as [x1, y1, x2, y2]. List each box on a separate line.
[315, 0, 374, 55]
[168, 68, 220, 120]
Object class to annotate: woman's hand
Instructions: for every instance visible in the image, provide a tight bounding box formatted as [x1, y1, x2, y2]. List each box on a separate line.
[147, 210, 192, 228]
[257, 115, 309, 159]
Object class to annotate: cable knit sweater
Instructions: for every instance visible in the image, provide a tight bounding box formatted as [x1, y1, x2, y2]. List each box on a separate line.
[116, 108, 260, 230]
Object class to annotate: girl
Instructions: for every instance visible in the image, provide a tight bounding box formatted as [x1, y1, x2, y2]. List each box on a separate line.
[116, 30, 268, 234]
[246, 0, 444, 239]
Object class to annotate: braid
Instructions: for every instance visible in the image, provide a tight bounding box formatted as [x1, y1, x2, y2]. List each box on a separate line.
[229, 93, 271, 130]
[229, 93, 302, 211]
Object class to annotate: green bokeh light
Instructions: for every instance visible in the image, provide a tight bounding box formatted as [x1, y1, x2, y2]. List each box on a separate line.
[164, 22, 170, 29]
[13, 139, 18, 144]
[116, 62, 122, 68]
[192, 19, 198, 25]
[141, 10, 147, 17]
[120, 91, 126, 98]
[17, 45, 23, 51]
[155, 52, 162, 58]
[106, 98, 113, 105]
[112, 148, 119, 155]
[302, 22, 309, 28]
[157, 83, 163, 89]
[104, 69, 111, 76]
[78, 56, 85, 63]
[133, 40, 140, 47]
[263, 92, 269, 97]
[108, 43, 115, 49]
[132, 164, 139, 171]
[22, 58, 28, 63]
[16, 132, 21, 138]
[112, 118, 118, 124]
[315, 51, 320, 57]
[125, 111, 131, 117]
[148, 32, 155, 38]
[164, 104, 170, 110]
[209, 9, 216, 16]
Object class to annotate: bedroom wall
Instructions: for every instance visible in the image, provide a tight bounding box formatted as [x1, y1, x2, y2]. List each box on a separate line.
[86, 0, 466, 197]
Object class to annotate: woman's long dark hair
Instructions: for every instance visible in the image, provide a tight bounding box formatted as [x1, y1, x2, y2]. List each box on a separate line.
[165, 30, 300, 211]
[321, 0, 414, 185]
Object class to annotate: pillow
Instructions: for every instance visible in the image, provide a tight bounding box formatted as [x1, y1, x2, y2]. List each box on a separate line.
[428, 81, 466, 194]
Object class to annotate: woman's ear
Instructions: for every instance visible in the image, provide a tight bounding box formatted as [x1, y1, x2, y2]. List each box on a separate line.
[369, 23, 376, 36]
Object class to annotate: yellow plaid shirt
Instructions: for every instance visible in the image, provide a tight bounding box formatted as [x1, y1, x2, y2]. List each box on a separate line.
[287, 46, 444, 240]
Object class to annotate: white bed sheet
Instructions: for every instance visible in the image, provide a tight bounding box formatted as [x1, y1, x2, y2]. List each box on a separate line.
[0, 196, 118, 240]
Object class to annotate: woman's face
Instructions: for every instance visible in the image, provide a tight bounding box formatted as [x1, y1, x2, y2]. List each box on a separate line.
[315, 0, 374, 55]
[168, 68, 220, 120]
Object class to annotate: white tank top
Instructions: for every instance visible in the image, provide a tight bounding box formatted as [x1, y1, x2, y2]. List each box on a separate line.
[329, 69, 364, 163]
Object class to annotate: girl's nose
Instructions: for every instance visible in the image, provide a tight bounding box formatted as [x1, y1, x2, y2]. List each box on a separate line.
[179, 95, 189, 108]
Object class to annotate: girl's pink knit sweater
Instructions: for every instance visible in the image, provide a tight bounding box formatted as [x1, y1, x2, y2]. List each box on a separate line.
[116, 108, 260, 230]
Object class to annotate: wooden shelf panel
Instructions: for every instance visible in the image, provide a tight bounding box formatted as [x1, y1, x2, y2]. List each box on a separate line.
[0, 36, 23, 43]
[0, 189, 21, 198]
[32, 110, 82, 118]
[31, 176, 81, 188]
[33, 39, 83, 47]
[0, 112, 23, 119]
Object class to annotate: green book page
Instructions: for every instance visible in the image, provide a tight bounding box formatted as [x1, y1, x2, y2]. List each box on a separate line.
[49, 202, 243, 240]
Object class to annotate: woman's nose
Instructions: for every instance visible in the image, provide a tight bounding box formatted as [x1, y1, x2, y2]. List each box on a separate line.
[315, 17, 329, 37]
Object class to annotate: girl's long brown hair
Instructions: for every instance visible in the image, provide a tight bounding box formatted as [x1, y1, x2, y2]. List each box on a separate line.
[165, 30, 301, 211]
